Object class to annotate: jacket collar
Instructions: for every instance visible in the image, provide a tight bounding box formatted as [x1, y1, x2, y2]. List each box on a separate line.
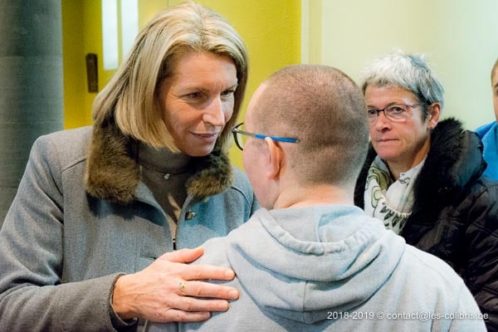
[84, 117, 233, 204]
[414, 118, 484, 203]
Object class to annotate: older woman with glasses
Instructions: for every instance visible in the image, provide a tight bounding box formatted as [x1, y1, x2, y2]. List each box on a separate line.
[354, 50, 498, 331]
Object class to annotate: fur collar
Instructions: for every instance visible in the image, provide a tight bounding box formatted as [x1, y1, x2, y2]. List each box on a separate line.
[414, 118, 484, 202]
[355, 118, 485, 210]
[85, 118, 233, 204]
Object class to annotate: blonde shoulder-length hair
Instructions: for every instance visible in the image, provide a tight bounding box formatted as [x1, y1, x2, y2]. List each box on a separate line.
[92, 1, 248, 151]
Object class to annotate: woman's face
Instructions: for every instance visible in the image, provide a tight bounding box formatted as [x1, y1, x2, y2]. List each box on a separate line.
[365, 85, 435, 171]
[159, 51, 238, 156]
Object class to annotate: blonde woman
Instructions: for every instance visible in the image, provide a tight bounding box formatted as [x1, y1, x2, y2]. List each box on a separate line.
[0, 2, 257, 331]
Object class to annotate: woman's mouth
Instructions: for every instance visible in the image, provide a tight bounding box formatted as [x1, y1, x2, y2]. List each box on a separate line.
[192, 132, 219, 143]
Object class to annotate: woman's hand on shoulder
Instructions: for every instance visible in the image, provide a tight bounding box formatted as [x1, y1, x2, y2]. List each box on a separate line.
[111, 247, 239, 323]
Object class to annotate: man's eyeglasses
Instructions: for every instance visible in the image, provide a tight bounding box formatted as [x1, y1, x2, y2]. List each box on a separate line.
[231, 122, 300, 151]
[367, 103, 421, 123]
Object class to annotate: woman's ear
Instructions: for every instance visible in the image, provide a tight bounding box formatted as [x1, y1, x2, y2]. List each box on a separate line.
[427, 103, 441, 129]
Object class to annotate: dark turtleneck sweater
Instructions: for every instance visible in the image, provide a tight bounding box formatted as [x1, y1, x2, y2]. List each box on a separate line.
[137, 143, 193, 239]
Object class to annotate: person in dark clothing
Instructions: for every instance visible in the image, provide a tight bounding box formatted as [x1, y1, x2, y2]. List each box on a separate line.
[355, 50, 498, 331]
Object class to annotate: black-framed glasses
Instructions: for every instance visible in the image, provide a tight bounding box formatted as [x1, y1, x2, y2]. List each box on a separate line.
[367, 103, 421, 123]
[231, 122, 300, 151]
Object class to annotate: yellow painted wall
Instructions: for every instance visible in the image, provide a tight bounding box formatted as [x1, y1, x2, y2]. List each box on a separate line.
[62, 0, 87, 127]
[303, 0, 498, 129]
[62, 0, 301, 168]
[62, 0, 112, 128]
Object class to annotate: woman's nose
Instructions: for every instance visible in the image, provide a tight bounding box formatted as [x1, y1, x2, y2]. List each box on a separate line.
[375, 111, 391, 131]
[203, 97, 225, 126]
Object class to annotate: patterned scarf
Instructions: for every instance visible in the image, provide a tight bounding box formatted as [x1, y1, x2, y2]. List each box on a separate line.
[364, 156, 424, 234]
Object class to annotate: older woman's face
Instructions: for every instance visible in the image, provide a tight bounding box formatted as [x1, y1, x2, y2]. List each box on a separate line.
[159, 51, 238, 156]
[365, 85, 435, 171]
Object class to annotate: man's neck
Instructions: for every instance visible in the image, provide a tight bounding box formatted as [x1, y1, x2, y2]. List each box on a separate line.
[272, 184, 353, 209]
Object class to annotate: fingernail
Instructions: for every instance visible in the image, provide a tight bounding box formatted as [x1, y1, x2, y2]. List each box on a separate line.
[229, 289, 239, 300]
[225, 269, 235, 279]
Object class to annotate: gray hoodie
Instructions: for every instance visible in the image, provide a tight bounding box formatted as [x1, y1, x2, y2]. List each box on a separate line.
[148, 205, 486, 331]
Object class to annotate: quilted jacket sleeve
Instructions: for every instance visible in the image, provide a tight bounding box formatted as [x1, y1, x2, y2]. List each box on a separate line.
[461, 180, 498, 331]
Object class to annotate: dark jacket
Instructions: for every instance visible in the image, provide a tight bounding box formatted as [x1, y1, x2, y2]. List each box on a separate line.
[355, 118, 498, 331]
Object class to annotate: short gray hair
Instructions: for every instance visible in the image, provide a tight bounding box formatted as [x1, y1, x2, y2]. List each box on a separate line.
[361, 50, 445, 110]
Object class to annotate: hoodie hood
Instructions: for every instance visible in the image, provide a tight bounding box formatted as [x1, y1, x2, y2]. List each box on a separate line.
[226, 205, 405, 324]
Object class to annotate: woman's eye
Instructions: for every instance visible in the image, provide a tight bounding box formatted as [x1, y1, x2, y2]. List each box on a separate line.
[221, 89, 235, 98]
[388, 106, 405, 114]
[184, 92, 204, 100]
[367, 109, 378, 116]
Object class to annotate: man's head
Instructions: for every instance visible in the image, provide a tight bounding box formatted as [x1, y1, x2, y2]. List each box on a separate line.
[240, 65, 368, 208]
[491, 58, 498, 121]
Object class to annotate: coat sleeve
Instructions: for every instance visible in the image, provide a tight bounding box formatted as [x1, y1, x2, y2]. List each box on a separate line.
[0, 135, 125, 332]
[461, 181, 498, 331]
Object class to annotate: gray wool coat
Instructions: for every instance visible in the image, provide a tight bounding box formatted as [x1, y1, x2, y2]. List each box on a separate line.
[0, 124, 257, 332]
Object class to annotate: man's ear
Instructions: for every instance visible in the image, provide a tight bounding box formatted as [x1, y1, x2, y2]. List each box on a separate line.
[427, 103, 441, 129]
[264, 137, 283, 180]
